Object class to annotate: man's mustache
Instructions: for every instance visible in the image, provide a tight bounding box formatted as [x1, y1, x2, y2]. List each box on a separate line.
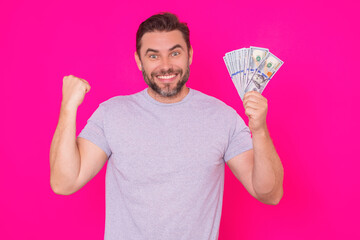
[151, 68, 182, 78]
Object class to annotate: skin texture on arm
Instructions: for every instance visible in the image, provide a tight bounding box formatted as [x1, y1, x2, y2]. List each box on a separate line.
[50, 125, 108, 195]
[50, 106, 81, 194]
[71, 137, 108, 194]
[251, 127, 283, 204]
[226, 149, 259, 200]
[227, 135, 284, 205]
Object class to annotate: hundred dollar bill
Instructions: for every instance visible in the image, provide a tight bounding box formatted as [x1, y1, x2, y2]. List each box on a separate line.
[223, 55, 231, 77]
[231, 50, 242, 95]
[229, 51, 240, 90]
[237, 48, 246, 99]
[230, 50, 240, 87]
[241, 48, 249, 93]
[243, 48, 250, 88]
[244, 52, 284, 93]
[224, 52, 233, 78]
[225, 52, 234, 76]
[246, 46, 269, 85]
[238, 49, 243, 83]
[234, 49, 243, 96]
[223, 55, 241, 95]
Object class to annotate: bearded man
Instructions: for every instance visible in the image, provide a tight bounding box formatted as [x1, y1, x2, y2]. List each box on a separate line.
[50, 12, 284, 240]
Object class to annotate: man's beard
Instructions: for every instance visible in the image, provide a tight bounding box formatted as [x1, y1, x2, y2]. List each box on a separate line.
[142, 64, 190, 98]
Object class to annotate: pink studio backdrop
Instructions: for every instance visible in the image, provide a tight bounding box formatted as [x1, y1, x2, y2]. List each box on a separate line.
[0, 0, 359, 239]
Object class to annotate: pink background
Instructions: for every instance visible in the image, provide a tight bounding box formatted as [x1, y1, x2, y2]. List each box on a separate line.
[1, 0, 359, 239]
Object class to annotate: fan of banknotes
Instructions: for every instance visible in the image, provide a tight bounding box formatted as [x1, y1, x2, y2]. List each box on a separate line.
[223, 46, 284, 100]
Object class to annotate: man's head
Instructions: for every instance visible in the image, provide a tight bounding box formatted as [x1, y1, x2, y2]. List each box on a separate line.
[134, 12, 193, 98]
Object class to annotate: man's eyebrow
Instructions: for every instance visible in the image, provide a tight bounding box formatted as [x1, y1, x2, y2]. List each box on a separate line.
[169, 44, 184, 51]
[145, 44, 185, 55]
[145, 48, 159, 55]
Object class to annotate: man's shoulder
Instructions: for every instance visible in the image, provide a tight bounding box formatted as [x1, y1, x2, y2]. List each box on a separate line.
[191, 88, 236, 113]
[98, 89, 145, 107]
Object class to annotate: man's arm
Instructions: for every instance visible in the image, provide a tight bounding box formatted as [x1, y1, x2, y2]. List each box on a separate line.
[50, 75, 107, 195]
[251, 126, 284, 204]
[50, 106, 81, 194]
[227, 91, 284, 205]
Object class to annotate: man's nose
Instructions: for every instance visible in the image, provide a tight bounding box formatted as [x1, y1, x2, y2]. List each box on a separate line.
[160, 57, 173, 70]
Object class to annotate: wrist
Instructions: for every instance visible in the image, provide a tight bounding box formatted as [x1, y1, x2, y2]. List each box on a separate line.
[61, 101, 78, 113]
[251, 125, 269, 137]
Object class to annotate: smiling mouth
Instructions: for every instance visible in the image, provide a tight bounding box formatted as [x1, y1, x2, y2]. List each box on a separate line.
[156, 74, 178, 82]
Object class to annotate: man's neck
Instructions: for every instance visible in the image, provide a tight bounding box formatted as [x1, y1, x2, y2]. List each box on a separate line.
[147, 86, 190, 104]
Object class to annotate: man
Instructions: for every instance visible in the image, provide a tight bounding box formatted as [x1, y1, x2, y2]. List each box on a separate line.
[50, 12, 284, 240]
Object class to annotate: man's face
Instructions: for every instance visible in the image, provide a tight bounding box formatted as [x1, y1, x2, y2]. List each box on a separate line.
[135, 30, 193, 98]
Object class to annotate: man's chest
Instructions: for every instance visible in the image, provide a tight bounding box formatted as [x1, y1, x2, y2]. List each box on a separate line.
[104, 110, 230, 183]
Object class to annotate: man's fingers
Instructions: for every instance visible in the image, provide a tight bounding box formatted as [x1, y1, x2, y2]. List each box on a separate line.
[244, 90, 260, 98]
[84, 83, 91, 93]
[244, 100, 260, 110]
[243, 92, 267, 106]
[244, 91, 266, 100]
[243, 97, 258, 106]
[77, 78, 91, 93]
[243, 96, 264, 109]
[80, 78, 89, 84]
[245, 107, 257, 117]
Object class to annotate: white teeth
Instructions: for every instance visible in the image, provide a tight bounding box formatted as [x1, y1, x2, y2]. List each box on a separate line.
[157, 75, 176, 79]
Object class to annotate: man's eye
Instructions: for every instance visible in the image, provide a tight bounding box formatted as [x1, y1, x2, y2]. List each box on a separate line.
[149, 55, 157, 59]
[171, 52, 180, 56]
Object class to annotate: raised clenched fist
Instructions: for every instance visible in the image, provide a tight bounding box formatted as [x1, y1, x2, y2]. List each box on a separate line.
[61, 75, 91, 110]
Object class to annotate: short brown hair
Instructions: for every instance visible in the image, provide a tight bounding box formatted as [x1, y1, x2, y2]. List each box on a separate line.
[136, 12, 190, 57]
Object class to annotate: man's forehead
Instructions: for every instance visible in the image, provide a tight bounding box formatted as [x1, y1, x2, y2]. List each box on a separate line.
[140, 30, 186, 53]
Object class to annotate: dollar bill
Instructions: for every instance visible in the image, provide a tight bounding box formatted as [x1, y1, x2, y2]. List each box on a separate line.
[231, 51, 238, 85]
[246, 46, 269, 85]
[243, 48, 249, 89]
[234, 49, 243, 96]
[244, 52, 284, 93]
[223, 54, 241, 95]
[240, 48, 246, 94]
[233, 50, 244, 96]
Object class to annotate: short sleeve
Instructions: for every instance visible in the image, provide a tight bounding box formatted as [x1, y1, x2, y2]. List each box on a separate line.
[223, 112, 253, 163]
[78, 103, 112, 159]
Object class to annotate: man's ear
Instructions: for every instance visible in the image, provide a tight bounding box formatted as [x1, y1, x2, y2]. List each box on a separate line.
[134, 51, 142, 71]
[188, 46, 194, 66]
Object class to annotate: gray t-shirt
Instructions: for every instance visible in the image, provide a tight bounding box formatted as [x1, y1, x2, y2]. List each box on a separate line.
[78, 87, 253, 240]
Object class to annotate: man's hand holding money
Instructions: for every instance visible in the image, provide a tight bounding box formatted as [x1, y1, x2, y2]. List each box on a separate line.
[223, 47, 284, 205]
[243, 91, 268, 134]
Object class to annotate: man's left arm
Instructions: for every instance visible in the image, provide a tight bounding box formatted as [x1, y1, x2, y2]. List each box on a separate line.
[244, 91, 284, 204]
[227, 91, 284, 205]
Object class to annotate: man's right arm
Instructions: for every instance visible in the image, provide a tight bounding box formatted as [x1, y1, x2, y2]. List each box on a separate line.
[50, 106, 81, 195]
[49, 75, 107, 195]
